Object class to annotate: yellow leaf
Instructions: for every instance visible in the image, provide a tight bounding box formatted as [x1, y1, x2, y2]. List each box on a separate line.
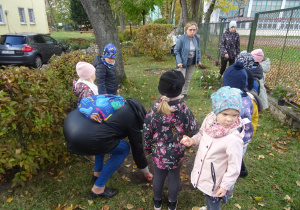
[102, 205, 110, 210]
[198, 108, 202, 111]
[296, 181, 300, 186]
[189, 149, 194, 153]
[15, 148, 21, 155]
[88, 200, 94, 206]
[25, 191, 28, 195]
[133, 165, 137, 169]
[254, 197, 262, 201]
[284, 195, 292, 201]
[258, 155, 265, 159]
[234, 203, 241, 209]
[27, 197, 34, 201]
[127, 203, 134, 209]
[125, 164, 131, 168]
[284, 207, 291, 210]
[142, 197, 146, 202]
[269, 153, 274, 156]
[6, 197, 13, 203]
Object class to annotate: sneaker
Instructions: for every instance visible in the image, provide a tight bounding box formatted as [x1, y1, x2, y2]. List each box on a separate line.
[91, 175, 98, 184]
[199, 207, 207, 210]
[239, 167, 248, 178]
[153, 198, 162, 210]
[90, 187, 118, 198]
[227, 190, 233, 198]
[168, 200, 177, 210]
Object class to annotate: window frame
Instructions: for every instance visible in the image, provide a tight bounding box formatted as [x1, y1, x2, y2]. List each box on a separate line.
[28, 8, 35, 24]
[0, 5, 5, 25]
[18, 7, 27, 24]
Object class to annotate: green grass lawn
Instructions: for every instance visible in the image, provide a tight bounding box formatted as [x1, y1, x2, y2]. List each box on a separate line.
[0, 55, 299, 209]
[50, 31, 95, 40]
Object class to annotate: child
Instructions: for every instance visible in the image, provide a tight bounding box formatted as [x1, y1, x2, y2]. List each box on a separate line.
[144, 70, 197, 210]
[259, 56, 271, 110]
[250, 49, 264, 95]
[181, 86, 244, 210]
[93, 44, 119, 95]
[222, 58, 253, 184]
[73, 61, 98, 103]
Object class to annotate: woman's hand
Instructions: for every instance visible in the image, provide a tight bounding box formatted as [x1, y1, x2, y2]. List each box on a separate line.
[178, 63, 183, 68]
[144, 172, 153, 181]
[216, 187, 226, 197]
[225, 54, 229, 59]
[197, 62, 202, 67]
[180, 135, 195, 147]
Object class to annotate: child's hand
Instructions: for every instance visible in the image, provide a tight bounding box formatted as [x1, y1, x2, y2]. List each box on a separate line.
[144, 172, 153, 181]
[180, 135, 194, 147]
[216, 187, 226, 197]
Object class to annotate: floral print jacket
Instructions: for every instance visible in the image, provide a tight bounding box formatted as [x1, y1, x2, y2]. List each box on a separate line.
[220, 28, 240, 57]
[241, 94, 254, 145]
[73, 79, 95, 103]
[144, 99, 197, 170]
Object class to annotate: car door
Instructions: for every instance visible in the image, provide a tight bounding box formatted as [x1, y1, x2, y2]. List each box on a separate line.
[32, 35, 47, 62]
[42, 35, 63, 61]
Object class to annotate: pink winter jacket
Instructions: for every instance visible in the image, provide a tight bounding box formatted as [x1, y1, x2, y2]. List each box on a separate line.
[190, 112, 244, 197]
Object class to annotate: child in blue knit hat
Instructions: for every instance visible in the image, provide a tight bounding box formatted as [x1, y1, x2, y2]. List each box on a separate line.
[93, 44, 119, 95]
[181, 86, 244, 210]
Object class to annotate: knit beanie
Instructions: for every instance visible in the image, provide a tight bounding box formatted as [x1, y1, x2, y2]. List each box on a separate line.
[211, 86, 242, 115]
[103, 44, 116, 58]
[251, 49, 264, 63]
[236, 51, 255, 71]
[229, 20, 237, 28]
[76, 61, 96, 80]
[222, 61, 248, 91]
[158, 70, 185, 98]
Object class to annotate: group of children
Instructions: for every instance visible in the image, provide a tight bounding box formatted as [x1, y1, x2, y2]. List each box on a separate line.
[73, 43, 268, 210]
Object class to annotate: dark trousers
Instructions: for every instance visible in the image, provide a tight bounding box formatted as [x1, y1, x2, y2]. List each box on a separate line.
[220, 56, 235, 75]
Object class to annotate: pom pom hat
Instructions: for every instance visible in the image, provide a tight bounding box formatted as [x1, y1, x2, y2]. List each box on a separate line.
[229, 20, 237, 28]
[158, 70, 185, 98]
[103, 44, 117, 58]
[236, 51, 255, 71]
[211, 86, 242, 115]
[222, 61, 248, 91]
[251, 49, 264, 63]
[76, 62, 96, 80]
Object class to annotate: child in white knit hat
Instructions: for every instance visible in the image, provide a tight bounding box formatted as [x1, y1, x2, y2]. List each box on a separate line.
[73, 61, 98, 103]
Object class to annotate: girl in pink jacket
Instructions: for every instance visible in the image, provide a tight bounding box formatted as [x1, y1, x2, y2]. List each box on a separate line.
[181, 86, 244, 210]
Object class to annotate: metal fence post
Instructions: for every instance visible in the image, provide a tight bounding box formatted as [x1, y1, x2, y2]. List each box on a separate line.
[217, 22, 224, 60]
[247, 13, 259, 52]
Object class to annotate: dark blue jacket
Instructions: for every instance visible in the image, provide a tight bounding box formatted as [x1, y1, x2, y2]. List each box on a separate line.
[93, 56, 118, 94]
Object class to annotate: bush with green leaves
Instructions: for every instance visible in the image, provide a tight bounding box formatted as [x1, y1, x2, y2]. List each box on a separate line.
[0, 51, 95, 187]
[153, 18, 168, 24]
[194, 68, 222, 89]
[136, 24, 173, 61]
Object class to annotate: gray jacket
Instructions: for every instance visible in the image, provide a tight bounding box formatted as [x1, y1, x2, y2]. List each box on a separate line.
[174, 34, 201, 68]
[259, 58, 271, 109]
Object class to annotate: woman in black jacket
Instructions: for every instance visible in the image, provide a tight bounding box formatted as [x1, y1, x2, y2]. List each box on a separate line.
[63, 98, 153, 198]
[93, 44, 119, 95]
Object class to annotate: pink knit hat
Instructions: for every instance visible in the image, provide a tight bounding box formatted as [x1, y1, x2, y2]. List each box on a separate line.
[251, 49, 264, 63]
[76, 62, 95, 80]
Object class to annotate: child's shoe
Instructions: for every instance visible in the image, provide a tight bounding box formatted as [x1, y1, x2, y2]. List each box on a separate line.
[168, 200, 177, 210]
[153, 198, 162, 210]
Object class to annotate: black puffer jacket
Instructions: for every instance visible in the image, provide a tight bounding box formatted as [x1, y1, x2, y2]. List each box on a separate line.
[63, 98, 148, 169]
[93, 55, 118, 94]
[251, 63, 263, 80]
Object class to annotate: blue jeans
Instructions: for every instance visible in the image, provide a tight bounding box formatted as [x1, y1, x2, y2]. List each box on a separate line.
[205, 195, 221, 210]
[94, 140, 130, 187]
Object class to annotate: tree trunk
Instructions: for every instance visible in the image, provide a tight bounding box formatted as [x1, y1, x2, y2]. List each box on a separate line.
[204, 0, 216, 24]
[46, 0, 56, 26]
[142, 10, 146, 25]
[80, 0, 125, 80]
[180, 0, 189, 26]
[191, 0, 200, 22]
[119, 14, 125, 32]
[198, 0, 203, 25]
[170, 0, 176, 24]
[176, 8, 183, 34]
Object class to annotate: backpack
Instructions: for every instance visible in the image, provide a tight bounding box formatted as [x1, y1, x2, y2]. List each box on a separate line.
[78, 94, 125, 123]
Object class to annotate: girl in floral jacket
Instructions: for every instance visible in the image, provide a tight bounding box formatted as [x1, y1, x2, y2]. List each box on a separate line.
[73, 61, 98, 103]
[144, 70, 197, 210]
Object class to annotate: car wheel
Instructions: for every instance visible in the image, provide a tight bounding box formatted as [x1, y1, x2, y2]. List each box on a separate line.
[33, 55, 42, 69]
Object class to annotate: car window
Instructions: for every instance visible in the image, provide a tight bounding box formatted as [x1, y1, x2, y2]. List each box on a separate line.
[42, 35, 56, 44]
[0, 36, 26, 45]
[33, 35, 45, 44]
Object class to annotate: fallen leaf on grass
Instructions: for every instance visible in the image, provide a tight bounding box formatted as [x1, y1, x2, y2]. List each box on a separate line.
[254, 197, 262, 201]
[127, 203, 134, 209]
[258, 155, 265, 159]
[6, 197, 13, 203]
[16, 148, 21, 155]
[125, 164, 131, 168]
[271, 143, 288, 153]
[284, 207, 291, 210]
[101, 205, 109, 210]
[269, 153, 274, 156]
[284, 195, 293, 202]
[27, 197, 34, 201]
[133, 165, 137, 169]
[189, 149, 194, 153]
[88, 200, 94, 206]
[185, 182, 190, 185]
[271, 185, 279, 190]
[122, 175, 130, 182]
[142, 197, 146, 202]
[234, 203, 241, 209]
[258, 203, 265, 206]
[296, 181, 300, 186]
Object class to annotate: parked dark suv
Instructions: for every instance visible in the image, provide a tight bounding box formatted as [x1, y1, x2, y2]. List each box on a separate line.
[0, 33, 66, 68]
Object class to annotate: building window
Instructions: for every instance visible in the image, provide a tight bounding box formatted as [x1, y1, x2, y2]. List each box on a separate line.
[0, 5, 5, 24]
[28, 9, 35, 24]
[18, 7, 27, 24]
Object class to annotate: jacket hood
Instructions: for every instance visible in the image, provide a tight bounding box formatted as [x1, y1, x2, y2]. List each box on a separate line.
[126, 98, 147, 128]
[93, 55, 102, 67]
[260, 58, 271, 73]
[251, 64, 263, 80]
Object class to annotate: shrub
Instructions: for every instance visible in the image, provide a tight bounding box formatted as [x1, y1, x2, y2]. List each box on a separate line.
[271, 85, 297, 102]
[123, 29, 132, 41]
[118, 32, 125, 43]
[0, 51, 95, 187]
[136, 24, 173, 61]
[153, 18, 168, 24]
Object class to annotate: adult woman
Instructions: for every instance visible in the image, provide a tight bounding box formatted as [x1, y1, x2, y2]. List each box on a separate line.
[63, 98, 153, 198]
[219, 20, 240, 76]
[174, 21, 201, 99]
